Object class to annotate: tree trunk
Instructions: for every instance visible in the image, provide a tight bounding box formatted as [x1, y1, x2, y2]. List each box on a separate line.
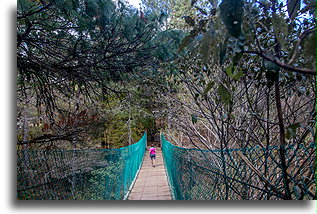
[274, 81, 292, 199]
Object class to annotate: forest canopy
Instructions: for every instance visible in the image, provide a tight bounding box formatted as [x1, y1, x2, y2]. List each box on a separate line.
[17, 0, 183, 149]
[17, 0, 315, 151]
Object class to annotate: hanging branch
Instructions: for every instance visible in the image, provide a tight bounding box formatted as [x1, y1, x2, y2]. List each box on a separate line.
[242, 50, 315, 75]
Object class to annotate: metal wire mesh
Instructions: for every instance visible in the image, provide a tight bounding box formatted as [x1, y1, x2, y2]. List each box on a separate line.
[161, 134, 315, 200]
[17, 133, 147, 200]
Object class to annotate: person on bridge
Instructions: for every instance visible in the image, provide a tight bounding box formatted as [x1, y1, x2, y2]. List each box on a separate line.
[149, 144, 156, 167]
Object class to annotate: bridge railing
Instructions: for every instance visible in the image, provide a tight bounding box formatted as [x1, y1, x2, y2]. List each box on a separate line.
[161, 134, 315, 200]
[17, 133, 147, 200]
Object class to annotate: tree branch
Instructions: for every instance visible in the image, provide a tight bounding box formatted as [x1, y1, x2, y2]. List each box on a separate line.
[242, 50, 315, 75]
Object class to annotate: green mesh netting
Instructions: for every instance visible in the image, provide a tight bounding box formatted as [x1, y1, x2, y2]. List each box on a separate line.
[161, 134, 315, 200]
[17, 133, 147, 200]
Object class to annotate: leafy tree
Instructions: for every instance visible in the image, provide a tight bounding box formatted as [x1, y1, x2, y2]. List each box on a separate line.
[17, 0, 182, 148]
[160, 0, 316, 199]
[142, 0, 197, 29]
[18, 0, 179, 111]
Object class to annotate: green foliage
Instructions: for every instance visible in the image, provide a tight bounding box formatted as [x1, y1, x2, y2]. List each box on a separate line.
[191, 114, 198, 124]
[203, 81, 215, 95]
[286, 123, 300, 139]
[17, 0, 182, 113]
[143, 0, 199, 31]
[18, 0, 36, 12]
[303, 32, 316, 67]
[219, 42, 227, 65]
[272, 13, 288, 50]
[201, 31, 214, 65]
[263, 59, 280, 87]
[217, 83, 231, 105]
[219, 0, 244, 38]
[225, 63, 244, 81]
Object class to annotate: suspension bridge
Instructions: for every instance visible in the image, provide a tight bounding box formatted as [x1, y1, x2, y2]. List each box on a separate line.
[17, 133, 315, 200]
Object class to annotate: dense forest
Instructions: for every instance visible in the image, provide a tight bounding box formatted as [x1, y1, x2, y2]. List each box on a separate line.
[17, 0, 315, 200]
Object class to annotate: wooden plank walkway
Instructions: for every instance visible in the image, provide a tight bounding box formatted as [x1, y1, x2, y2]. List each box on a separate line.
[127, 148, 172, 200]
